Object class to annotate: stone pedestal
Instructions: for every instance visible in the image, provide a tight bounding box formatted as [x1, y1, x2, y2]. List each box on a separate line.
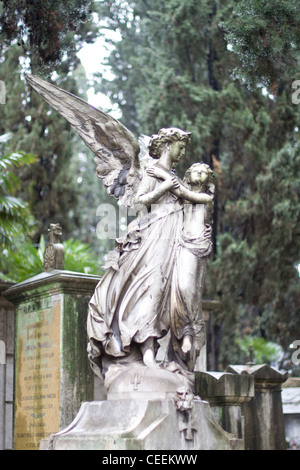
[4, 270, 100, 450]
[195, 371, 254, 441]
[39, 364, 245, 451]
[227, 364, 288, 450]
[40, 397, 243, 451]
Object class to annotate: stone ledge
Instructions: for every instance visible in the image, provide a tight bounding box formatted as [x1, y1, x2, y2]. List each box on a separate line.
[227, 364, 289, 389]
[195, 371, 254, 404]
[3, 270, 101, 302]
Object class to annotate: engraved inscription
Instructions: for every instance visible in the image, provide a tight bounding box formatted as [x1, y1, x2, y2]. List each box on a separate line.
[15, 298, 61, 450]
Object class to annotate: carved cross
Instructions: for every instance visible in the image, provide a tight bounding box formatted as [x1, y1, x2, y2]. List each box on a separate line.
[131, 373, 142, 390]
[178, 411, 197, 441]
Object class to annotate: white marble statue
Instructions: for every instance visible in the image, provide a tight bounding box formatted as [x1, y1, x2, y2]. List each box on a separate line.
[25, 75, 214, 393]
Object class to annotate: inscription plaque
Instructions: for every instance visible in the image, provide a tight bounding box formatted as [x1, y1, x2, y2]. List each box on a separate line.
[15, 296, 61, 450]
[4, 270, 100, 450]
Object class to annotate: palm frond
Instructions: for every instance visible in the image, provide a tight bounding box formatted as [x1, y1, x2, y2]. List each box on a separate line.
[0, 151, 37, 170]
[0, 132, 13, 144]
[0, 195, 28, 215]
[0, 148, 38, 247]
[1, 237, 101, 283]
[0, 171, 20, 194]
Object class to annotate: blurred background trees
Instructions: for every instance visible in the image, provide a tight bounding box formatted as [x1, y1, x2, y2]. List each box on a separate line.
[0, 0, 113, 278]
[0, 0, 299, 371]
[0, 135, 37, 247]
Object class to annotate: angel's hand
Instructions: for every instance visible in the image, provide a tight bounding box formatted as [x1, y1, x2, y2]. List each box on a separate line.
[146, 166, 167, 180]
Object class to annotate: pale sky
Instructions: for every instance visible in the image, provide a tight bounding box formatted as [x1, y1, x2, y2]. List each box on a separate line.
[77, 32, 121, 118]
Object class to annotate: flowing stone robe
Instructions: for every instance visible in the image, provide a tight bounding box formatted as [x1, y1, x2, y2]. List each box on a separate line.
[87, 173, 184, 381]
[87, 172, 212, 384]
[167, 201, 212, 372]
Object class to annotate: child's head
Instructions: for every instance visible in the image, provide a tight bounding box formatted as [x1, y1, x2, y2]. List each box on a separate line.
[184, 163, 214, 193]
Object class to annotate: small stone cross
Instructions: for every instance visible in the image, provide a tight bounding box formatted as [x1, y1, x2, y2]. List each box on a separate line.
[178, 411, 197, 441]
[131, 373, 142, 390]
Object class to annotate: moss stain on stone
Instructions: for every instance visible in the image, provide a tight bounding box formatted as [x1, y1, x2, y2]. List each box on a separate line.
[60, 292, 93, 428]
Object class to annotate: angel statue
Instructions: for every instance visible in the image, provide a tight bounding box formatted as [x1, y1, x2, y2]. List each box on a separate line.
[25, 74, 214, 394]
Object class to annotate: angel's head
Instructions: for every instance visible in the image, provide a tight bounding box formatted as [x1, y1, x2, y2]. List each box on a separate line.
[184, 163, 214, 193]
[148, 127, 191, 161]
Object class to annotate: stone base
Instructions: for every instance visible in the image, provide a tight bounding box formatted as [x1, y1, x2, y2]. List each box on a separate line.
[40, 399, 243, 450]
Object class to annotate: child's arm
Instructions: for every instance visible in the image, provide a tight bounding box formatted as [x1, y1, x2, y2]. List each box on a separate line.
[146, 166, 213, 204]
[180, 186, 213, 204]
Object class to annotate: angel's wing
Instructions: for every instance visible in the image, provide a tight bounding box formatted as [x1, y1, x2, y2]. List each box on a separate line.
[25, 74, 142, 207]
[138, 134, 153, 169]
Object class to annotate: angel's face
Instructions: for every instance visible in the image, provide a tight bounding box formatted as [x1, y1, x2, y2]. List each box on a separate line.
[169, 139, 187, 163]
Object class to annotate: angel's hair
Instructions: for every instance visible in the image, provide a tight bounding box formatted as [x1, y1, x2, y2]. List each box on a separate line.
[184, 163, 215, 193]
[148, 127, 191, 159]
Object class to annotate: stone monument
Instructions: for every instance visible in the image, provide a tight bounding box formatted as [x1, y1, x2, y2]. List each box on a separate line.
[4, 225, 100, 450]
[227, 364, 288, 450]
[26, 74, 245, 451]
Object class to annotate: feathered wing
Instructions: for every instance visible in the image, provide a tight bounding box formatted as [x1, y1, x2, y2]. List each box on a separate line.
[25, 74, 142, 207]
[138, 134, 153, 169]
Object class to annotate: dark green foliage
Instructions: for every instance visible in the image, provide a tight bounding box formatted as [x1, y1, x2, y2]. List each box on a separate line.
[0, 46, 80, 241]
[0, 0, 105, 243]
[0, 0, 112, 284]
[221, 0, 300, 91]
[236, 335, 283, 365]
[95, 0, 233, 171]
[1, 235, 102, 283]
[0, 144, 37, 247]
[0, 0, 99, 72]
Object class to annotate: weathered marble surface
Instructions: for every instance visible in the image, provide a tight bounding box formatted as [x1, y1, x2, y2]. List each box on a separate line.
[40, 397, 243, 451]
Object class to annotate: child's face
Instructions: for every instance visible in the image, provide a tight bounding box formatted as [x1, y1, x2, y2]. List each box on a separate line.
[189, 165, 209, 186]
